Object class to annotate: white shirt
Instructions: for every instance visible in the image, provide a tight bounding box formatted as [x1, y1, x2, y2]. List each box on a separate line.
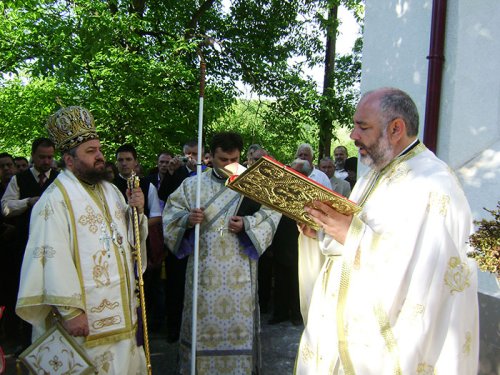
[1, 167, 52, 217]
[118, 174, 162, 218]
[334, 169, 348, 180]
[308, 168, 332, 189]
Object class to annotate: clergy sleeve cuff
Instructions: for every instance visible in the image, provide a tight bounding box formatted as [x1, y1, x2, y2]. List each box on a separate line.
[57, 306, 83, 321]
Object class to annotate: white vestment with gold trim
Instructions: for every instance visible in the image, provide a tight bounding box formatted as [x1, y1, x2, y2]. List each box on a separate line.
[296, 143, 479, 374]
[16, 169, 148, 374]
[163, 170, 280, 375]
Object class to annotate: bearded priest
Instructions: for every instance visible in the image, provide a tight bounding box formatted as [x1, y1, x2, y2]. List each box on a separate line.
[16, 106, 149, 374]
[296, 88, 479, 375]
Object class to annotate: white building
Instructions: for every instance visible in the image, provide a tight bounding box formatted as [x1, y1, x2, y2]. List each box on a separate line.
[361, 1, 499, 372]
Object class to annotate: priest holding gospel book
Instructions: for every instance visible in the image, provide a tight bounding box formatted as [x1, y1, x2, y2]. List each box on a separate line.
[295, 88, 479, 374]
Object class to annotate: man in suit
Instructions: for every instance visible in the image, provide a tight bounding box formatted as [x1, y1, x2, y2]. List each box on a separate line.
[319, 157, 351, 197]
[1, 137, 58, 351]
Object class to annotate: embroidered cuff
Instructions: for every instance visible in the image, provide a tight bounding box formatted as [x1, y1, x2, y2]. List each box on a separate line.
[57, 306, 83, 321]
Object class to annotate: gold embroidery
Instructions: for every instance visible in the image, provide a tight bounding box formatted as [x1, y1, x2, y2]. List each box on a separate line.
[444, 257, 471, 294]
[213, 241, 234, 260]
[200, 267, 222, 291]
[215, 357, 238, 374]
[463, 331, 472, 355]
[78, 205, 103, 233]
[33, 246, 56, 266]
[92, 250, 111, 287]
[228, 265, 248, 290]
[374, 304, 402, 375]
[427, 192, 450, 217]
[114, 202, 125, 222]
[227, 322, 249, 346]
[94, 351, 114, 373]
[240, 295, 254, 317]
[214, 295, 236, 320]
[199, 324, 221, 348]
[401, 303, 425, 322]
[385, 162, 410, 185]
[49, 355, 63, 371]
[197, 295, 209, 320]
[39, 203, 54, 220]
[353, 248, 361, 270]
[416, 362, 434, 374]
[301, 343, 314, 363]
[197, 357, 211, 375]
[90, 299, 119, 313]
[92, 315, 121, 329]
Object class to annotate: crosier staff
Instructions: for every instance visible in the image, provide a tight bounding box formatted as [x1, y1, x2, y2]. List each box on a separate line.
[127, 172, 152, 375]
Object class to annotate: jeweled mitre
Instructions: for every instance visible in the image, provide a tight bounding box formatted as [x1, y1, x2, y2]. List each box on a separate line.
[46, 106, 99, 152]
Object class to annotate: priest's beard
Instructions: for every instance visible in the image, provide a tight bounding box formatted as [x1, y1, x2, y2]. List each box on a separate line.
[357, 129, 394, 171]
[73, 160, 107, 185]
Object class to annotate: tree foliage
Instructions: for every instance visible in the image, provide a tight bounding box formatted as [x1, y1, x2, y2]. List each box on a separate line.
[0, 0, 363, 167]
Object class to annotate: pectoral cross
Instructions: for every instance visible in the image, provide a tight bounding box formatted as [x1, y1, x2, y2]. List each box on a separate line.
[217, 225, 228, 237]
[110, 223, 124, 254]
[99, 223, 113, 258]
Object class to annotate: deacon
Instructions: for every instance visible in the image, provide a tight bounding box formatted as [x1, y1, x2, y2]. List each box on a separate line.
[163, 131, 280, 374]
[16, 106, 148, 374]
[296, 88, 479, 374]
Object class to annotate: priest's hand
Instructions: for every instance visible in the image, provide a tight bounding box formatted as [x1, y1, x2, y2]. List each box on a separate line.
[63, 312, 89, 337]
[188, 207, 205, 226]
[228, 216, 244, 234]
[127, 187, 145, 215]
[305, 201, 353, 245]
[297, 222, 317, 239]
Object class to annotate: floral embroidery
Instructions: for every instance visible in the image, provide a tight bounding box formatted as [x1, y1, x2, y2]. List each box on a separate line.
[90, 299, 119, 313]
[427, 192, 450, 217]
[301, 343, 314, 362]
[49, 355, 63, 371]
[444, 257, 471, 294]
[94, 351, 114, 373]
[78, 205, 103, 233]
[416, 363, 434, 374]
[92, 315, 122, 329]
[214, 295, 236, 320]
[33, 246, 56, 266]
[92, 250, 111, 287]
[114, 201, 125, 222]
[39, 203, 54, 220]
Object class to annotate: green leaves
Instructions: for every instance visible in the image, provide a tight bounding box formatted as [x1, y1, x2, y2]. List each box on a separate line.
[0, 0, 363, 168]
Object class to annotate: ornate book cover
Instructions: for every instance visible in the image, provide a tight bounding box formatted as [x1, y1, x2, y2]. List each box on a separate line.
[226, 156, 361, 229]
[19, 322, 96, 375]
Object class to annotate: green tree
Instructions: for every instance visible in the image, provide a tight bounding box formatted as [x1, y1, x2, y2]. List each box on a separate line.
[0, 0, 363, 166]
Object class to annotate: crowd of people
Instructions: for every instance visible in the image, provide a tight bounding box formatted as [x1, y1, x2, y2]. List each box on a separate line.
[0, 87, 479, 374]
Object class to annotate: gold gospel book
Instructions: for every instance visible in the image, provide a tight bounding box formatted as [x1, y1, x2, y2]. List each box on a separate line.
[224, 156, 361, 229]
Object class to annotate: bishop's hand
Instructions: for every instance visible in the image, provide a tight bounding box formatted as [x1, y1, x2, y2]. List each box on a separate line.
[127, 187, 144, 215]
[62, 312, 89, 337]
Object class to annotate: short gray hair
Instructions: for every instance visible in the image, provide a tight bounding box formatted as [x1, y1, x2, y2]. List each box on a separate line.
[290, 158, 313, 176]
[364, 88, 419, 136]
[296, 143, 314, 158]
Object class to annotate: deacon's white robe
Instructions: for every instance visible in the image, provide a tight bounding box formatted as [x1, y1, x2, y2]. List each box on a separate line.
[296, 142, 479, 374]
[16, 170, 148, 375]
[163, 170, 280, 375]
